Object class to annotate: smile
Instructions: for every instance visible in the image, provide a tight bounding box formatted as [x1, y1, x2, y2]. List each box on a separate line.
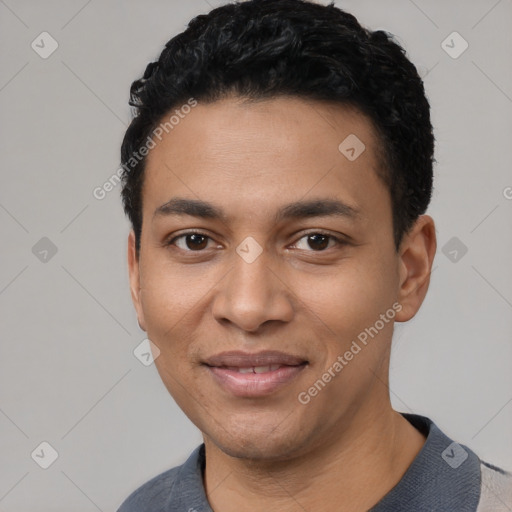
[223, 365, 282, 373]
[205, 362, 307, 397]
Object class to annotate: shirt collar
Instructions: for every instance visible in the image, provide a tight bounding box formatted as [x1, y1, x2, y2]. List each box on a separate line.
[165, 414, 481, 511]
[370, 413, 480, 510]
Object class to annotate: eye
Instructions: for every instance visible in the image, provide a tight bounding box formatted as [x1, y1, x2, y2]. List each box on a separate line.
[292, 232, 345, 252]
[167, 231, 216, 251]
[165, 230, 346, 253]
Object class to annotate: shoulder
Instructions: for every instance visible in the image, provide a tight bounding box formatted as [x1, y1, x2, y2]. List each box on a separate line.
[116, 444, 206, 512]
[372, 414, 508, 511]
[476, 460, 512, 511]
[117, 465, 181, 512]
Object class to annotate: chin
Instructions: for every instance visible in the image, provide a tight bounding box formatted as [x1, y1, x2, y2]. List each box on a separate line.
[216, 436, 298, 461]
[204, 416, 311, 462]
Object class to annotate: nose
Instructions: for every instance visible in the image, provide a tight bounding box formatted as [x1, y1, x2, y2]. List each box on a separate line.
[211, 245, 294, 333]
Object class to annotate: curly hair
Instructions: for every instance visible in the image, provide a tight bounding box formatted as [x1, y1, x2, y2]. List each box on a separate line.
[120, 0, 434, 254]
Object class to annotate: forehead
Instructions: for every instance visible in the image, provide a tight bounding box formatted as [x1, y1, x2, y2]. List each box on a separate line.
[142, 96, 388, 224]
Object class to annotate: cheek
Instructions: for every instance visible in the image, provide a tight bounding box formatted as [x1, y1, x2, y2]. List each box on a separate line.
[315, 256, 396, 327]
[300, 255, 399, 373]
[139, 256, 202, 320]
[138, 264, 198, 357]
[137, 256, 225, 381]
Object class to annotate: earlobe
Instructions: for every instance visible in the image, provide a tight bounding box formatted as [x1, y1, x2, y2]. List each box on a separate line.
[127, 230, 147, 331]
[395, 215, 437, 322]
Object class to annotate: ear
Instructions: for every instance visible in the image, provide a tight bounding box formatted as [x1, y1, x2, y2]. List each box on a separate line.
[395, 215, 437, 322]
[127, 230, 147, 331]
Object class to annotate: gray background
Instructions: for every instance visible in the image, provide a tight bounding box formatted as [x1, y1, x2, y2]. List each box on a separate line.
[1, 0, 511, 510]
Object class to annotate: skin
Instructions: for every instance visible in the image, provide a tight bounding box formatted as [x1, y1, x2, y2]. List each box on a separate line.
[128, 95, 437, 511]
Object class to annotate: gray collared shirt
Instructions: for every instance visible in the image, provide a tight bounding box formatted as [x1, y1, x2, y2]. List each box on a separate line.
[117, 414, 512, 511]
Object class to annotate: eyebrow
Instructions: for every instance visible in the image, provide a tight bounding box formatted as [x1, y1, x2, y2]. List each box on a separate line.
[154, 197, 361, 224]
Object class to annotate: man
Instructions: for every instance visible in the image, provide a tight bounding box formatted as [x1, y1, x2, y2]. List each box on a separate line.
[117, 0, 512, 510]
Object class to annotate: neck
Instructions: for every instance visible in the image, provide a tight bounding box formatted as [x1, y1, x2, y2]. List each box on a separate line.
[203, 404, 426, 512]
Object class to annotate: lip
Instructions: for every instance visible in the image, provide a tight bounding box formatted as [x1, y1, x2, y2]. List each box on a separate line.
[204, 350, 307, 367]
[203, 350, 308, 398]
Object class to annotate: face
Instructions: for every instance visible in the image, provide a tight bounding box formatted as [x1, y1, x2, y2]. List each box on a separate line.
[128, 96, 434, 461]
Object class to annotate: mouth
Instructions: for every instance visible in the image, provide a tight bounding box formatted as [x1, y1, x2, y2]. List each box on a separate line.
[203, 350, 308, 397]
[220, 364, 290, 373]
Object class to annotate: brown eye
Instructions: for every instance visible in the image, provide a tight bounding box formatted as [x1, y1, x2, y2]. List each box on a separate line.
[306, 234, 330, 251]
[293, 232, 343, 252]
[169, 233, 212, 251]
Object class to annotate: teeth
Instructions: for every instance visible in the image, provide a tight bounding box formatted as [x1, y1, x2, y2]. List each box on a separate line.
[253, 365, 271, 374]
[227, 364, 283, 374]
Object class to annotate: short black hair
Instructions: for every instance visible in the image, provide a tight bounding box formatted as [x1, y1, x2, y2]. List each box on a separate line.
[120, 0, 434, 254]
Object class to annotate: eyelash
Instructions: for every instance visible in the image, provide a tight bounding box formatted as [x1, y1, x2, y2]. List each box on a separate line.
[165, 230, 347, 253]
